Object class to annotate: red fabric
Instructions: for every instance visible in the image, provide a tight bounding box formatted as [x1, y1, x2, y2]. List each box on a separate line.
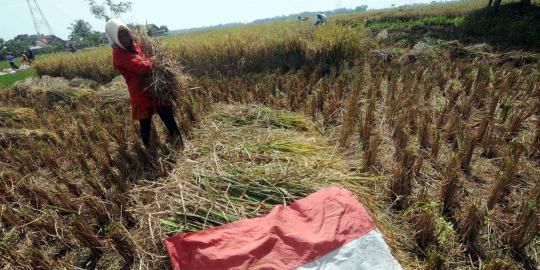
[112, 43, 157, 120]
[164, 187, 376, 270]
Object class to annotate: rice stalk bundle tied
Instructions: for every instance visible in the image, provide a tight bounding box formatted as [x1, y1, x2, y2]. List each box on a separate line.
[134, 28, 192, 108]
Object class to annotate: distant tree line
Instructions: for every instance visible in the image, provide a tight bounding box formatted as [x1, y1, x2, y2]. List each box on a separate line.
[170, 5, 369, 35]
[0, 35, 36, 59]
[0, 35, 57, 61]
[251, 5, 368, 24]
[0, 1, 137, 60]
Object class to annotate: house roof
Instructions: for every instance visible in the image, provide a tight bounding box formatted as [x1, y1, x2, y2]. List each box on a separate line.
[145, 24, 167, 34]
[145, 23, 160, 30]
[35, 35, 65, 46]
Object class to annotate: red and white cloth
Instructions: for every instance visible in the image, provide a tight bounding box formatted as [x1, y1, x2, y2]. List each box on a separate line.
[164, 187, 402, 270]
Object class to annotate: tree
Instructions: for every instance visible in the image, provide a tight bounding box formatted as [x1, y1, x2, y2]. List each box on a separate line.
[159, 25, 169, 32]
[0, 38, 6, 60]
[68, 19, 102, 48]
[4, 35, 36, 55]
[355, 5, 368, 12]
[68, 20, 93, 41]
[87, 0, 133, 22]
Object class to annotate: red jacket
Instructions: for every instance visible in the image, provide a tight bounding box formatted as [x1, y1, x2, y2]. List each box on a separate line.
[113, 43, 157, 120]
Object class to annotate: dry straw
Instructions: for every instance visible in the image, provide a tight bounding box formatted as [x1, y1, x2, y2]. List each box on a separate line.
[134, 27, 191, 108]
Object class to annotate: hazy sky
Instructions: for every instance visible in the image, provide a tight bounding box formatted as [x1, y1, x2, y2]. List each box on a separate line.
[0, 0, 434, 40]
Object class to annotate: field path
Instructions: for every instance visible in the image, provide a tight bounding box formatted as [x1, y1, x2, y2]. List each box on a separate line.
[126, 103, 410, 269]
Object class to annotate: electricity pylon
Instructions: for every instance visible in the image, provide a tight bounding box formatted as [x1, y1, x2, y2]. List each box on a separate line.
[26, 0, 54, 36]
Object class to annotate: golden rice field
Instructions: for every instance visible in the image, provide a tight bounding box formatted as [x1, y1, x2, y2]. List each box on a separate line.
[1, 0, 539, 269]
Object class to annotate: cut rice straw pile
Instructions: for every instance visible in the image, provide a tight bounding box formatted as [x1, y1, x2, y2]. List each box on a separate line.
[128, 104, 412, 268]
[134, 27, 192, 108]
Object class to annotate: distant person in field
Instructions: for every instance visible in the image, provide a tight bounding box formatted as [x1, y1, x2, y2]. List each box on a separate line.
[20, 53, 31, 66]
[7, 54, 18, 70]
[315, 14, 328, 26]
[68, 44, 77, 53]
[26, 49, 35, 62]
[105, 19, 184, 149]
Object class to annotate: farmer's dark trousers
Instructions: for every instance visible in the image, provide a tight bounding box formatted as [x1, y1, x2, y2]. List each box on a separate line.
[139, 106, 182, 147]
[9, 62, 18, 70]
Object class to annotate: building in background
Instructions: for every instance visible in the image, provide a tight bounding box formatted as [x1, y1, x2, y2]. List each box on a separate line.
[145, 24, 168, 36]
[34, 35, 66, 48]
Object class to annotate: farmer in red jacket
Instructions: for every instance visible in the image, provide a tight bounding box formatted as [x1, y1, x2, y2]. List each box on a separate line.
[105, 19, 183, 149]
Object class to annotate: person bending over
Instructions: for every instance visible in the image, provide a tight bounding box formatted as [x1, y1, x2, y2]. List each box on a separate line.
[105, 19, 184, 149]
[7, 54, 18, 70]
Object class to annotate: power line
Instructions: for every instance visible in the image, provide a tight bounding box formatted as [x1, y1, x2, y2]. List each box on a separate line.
[26, 0, 54, 36]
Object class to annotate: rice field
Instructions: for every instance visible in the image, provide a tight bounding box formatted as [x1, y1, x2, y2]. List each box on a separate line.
[1, 0, 539, 269]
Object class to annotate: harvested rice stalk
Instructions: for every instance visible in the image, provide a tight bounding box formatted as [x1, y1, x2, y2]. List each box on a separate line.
[441, 155, 461, 217]
[108, 223, 135, 270]
[506, 183, 539, 253]
[134, 28, 192, 108]
[484, 259, 517, 270]
[135, 28, 199, 138]
[410, 192, 437, 254]
[459, 197, 486, 260]
[426, 249, 445, 270]
[487, 143, 522, 210]
[389, 149, 419, 209]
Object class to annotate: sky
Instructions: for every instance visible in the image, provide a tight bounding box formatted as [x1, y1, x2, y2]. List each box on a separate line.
[0, 0, 435, 40]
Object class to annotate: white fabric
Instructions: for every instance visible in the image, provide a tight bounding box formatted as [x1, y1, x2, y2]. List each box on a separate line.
[295, 229, 402, 270]
[105, 18, 128, 49]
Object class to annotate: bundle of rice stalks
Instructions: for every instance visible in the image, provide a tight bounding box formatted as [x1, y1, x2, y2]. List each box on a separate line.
[0, 128, 58, 146]
[0, 107, 38, 127]
[43, 86, 94, 107]
[98, 76, 130, 105]
[221, 105, 308, 130]
[134, 28, 191, 107]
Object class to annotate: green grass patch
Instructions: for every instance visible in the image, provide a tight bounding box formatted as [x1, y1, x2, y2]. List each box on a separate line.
[0, 55, 42, 69]
[366, 16, 464, 29]
[0, 59, 21, 70]
[0, 69, 36, 88]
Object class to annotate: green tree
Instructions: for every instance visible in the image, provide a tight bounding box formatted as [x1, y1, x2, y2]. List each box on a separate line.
[87, 0, 133, 22]
[68, 20, 92, 41]
[68, 20, 102, 48]
[0, 38, 6, 60]
[4, 35, 36, 55]
[355, 5, 368, 12]
[159, 25, 169, 32]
